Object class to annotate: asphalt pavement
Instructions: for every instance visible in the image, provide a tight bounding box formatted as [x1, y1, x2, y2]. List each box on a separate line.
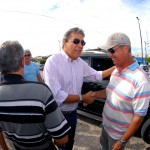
[73, 114, 150, 150]
[1, 114, 150, 150]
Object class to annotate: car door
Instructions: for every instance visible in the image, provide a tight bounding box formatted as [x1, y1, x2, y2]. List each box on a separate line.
[78, 53, 114, 119]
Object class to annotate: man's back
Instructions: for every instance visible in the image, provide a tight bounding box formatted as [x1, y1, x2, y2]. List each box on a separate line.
[0, 74, 70, 150]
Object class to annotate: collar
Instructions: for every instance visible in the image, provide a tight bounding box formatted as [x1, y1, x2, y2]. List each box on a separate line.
[3, 74, 24, 82]
[116, 59, 139, 74]
[61, 50, 79, 63]
[128, 59, 139, 71]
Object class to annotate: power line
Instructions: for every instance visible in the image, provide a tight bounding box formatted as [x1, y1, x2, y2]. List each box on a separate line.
[0, 9, 104, 35]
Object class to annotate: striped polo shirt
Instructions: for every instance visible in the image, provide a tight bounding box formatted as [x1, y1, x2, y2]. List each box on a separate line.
[0, 74, 70, 150]
[103, 60, 150, 140]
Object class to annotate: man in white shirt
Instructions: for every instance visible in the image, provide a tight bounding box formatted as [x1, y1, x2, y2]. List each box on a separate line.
[43, 27, 115, 150]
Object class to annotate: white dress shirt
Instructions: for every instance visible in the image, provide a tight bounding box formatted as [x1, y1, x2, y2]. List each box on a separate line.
[43, 51, 102, 111]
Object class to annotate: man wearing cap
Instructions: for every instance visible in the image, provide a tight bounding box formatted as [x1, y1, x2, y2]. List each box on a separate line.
[24, 49, 42, 82]
[95, 32, 150, 150]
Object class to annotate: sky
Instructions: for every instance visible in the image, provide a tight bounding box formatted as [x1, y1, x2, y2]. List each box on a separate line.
[0, 0, 150, 57]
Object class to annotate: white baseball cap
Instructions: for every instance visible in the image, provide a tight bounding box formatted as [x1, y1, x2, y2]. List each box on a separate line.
[100, 32, 131, 50]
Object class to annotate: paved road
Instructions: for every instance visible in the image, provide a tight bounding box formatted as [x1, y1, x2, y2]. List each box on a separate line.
[73, 114, 150, 150]
[1, 114, 150, 150]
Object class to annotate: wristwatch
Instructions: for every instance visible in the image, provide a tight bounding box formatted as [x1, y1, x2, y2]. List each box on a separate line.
[118, 139, 127, 146]
[79, 95, 82, 101]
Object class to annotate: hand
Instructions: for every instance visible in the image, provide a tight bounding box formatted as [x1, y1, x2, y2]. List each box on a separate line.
[53, 135, 68, 148]
[54, 140, 66, 148]
[82, 91, 95, 104]
[112, 141, 123, 150]
[83, 102, 88, 106]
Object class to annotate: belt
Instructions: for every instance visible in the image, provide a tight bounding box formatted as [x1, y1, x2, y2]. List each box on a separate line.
[62, 110, 74, 115]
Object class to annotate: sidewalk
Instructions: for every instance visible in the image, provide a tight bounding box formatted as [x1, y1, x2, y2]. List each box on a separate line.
[73, 114, 150, 150]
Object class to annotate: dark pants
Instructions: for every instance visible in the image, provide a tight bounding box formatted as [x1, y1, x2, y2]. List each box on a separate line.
[58, 109, 77, 150]
[100, 127, 126, 150]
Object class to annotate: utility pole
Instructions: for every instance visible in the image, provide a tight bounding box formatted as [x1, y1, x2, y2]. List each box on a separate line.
[136, 17, 144, 64]
[144, 41, 147, 58]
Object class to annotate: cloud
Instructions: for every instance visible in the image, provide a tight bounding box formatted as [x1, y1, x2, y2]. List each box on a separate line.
[0, 0, 150, 57]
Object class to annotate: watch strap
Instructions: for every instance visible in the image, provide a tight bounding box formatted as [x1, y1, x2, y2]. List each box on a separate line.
[118, 140, 127, 146]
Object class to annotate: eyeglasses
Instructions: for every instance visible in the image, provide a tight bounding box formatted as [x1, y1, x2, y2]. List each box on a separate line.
[107, 48, 115, 54]
[71, 38, 86, 46]
[25, 54, 31, 57]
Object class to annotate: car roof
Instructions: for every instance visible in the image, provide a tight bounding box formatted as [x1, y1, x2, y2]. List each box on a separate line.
[81, 49, 108, 57]
[140, 64, 147, 66]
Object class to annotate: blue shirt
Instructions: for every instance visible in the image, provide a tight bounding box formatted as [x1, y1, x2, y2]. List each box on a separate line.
[24, 62, 40, 81]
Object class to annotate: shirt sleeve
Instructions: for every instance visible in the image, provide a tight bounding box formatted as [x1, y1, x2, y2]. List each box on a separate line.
[35, 63, 40, 75]
[43, 58, 68, 106]
[44, 94, 71, 139]
[133, 82, 150, 116]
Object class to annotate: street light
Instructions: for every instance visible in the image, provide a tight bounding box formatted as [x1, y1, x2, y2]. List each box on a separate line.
[136, 17, 144, 64]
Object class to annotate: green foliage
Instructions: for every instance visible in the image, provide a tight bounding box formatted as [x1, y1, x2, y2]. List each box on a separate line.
[146, 57, 150, 63]
[31, 58, 38, 62]
[40, 59, 46, 64]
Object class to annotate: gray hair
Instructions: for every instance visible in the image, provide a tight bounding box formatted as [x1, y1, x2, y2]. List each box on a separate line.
[0, 41, 24, 74]
[128, 45, 131, 53]
[62, 27, 85, 48]
[120, 45, 131, 53]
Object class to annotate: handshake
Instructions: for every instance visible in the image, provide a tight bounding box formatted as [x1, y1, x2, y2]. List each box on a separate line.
[81, 91, 96, 106]
[81, 89, 106, 106]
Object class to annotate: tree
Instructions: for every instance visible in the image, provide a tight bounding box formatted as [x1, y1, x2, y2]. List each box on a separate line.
[146, 57, 150, 63]
[40, 59, 46, 64]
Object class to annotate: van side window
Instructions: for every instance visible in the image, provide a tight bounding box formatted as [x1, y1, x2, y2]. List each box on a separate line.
[81, 57, 90, 65]
[92, 58, 114, 70]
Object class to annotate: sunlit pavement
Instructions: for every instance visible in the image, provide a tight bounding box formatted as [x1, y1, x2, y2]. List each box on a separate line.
[1, 114, 150, 150]
[73, 114, 150, 150]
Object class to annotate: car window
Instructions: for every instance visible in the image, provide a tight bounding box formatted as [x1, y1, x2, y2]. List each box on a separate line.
[81, 56, 90, 65]
[92, 57, 113, 71]
[91, 57, 114, 80]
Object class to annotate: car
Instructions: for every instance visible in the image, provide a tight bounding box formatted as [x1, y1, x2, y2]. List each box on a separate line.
[140, 64, 149, 72]
[39, 64, 44, 71]
[140, 64, 150, 77]
[78, 49, 114, 120]
[77, 49, 150, 144]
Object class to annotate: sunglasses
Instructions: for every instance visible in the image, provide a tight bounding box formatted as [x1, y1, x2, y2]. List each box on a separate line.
[107, 46, 122, 54]
[107, 48, 115, 54]
[71, 38, 86, 46]
[25, 54, 31, 57]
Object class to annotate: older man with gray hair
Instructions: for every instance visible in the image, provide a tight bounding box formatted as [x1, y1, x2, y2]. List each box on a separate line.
[43, 27, 115, 150]
[24, 49, 42, 82]
[0, 40, 71, 150]
[96, 32, 150, 150]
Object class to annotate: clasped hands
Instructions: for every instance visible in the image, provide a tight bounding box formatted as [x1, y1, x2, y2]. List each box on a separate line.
[82, 91, 96, 106]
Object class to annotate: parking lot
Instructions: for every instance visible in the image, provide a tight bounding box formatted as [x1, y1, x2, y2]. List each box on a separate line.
[1, 114, 150, 150]
[73, 114, 150, 150]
